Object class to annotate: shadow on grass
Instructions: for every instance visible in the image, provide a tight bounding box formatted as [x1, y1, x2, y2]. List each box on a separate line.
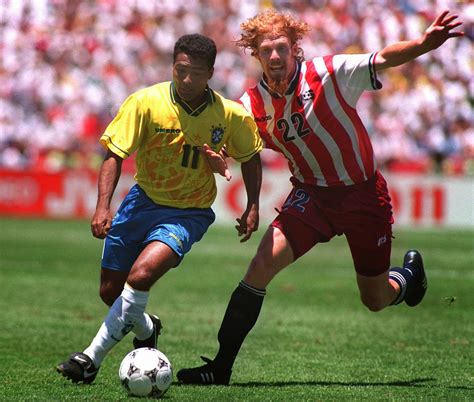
[175, 378, 473, 391]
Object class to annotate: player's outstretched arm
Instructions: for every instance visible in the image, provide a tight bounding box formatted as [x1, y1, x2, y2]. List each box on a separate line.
[200, 143, 232, 181]
[91, 150, 123, 239]
[236, 153, 262, 242]
[375, 10, 464, 71]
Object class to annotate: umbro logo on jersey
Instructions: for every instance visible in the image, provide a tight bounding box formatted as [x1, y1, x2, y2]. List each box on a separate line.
[155, 126, 181, 134]
[254, 115, 272, 123]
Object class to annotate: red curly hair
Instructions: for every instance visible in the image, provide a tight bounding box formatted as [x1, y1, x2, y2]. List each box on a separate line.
[236, 9, 311, 62]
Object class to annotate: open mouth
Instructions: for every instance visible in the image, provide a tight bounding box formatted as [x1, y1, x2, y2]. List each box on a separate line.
[269, 66, 286, 77]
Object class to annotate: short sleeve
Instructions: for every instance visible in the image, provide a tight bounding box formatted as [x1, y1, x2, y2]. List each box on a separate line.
[331, 53, 382, 106]
[225, 114, 263, 163]
[100, 94, 147, 159]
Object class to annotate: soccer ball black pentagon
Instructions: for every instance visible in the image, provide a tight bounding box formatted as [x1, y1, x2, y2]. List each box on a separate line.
[119, 347, 173, 397]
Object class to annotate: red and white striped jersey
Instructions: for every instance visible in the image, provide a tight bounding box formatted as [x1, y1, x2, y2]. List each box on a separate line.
[239, 53, 382, 187]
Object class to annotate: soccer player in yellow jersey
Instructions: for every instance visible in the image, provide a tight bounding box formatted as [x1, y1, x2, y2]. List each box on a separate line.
[56, 34, 263, 384]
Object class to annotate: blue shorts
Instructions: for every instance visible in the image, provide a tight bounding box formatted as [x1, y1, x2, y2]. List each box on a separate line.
[102, 184, 215, 272]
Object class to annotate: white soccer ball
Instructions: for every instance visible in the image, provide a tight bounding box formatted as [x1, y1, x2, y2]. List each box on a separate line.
[119, 347, 173, 397]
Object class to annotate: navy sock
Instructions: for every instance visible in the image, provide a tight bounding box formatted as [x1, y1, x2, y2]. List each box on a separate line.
[214, 281, 266, 370]
[389, 267, 412, 305]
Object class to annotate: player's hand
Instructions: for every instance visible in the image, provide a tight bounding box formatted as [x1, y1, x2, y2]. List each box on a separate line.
[422, 10, 464, 50]
[91, 208, 112, 239]
[200, 143, 232, 181]
[235, 204, 259, 242]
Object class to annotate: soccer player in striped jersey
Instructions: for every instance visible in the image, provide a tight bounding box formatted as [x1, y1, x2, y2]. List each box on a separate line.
[177, 9, 464, 385]
[56, 34, 263, 384]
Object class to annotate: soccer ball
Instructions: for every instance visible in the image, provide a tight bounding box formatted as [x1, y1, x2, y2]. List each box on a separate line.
[119, 347, 173, 397]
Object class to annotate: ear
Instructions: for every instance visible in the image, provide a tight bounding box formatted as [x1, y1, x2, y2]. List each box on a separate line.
[209, 67, 214, 79]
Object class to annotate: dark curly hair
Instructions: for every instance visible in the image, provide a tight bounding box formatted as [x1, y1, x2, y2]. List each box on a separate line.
[173, 34, 217, 69]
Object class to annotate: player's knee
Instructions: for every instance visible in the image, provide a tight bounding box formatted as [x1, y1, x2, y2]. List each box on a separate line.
[127, 270, 153, 290]
[360, 294, 385, 312]
[249, 252, 266, 272]
[244, 252, 281, 288]
[127, 264, 171, 291]
[100, 285, 121, 306]
[247, 251, 279, 278]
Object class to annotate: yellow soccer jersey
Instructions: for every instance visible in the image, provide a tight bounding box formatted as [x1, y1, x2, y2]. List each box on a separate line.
[100, 82, 262, 208]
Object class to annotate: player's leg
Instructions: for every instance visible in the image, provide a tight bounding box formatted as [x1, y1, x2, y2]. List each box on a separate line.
[243, 224, 294, 288]
[102, 241, 177, 352]
[346, 172, 427, 310]
[177, 225, 293, 385]
[53, 268, 135, 384]
[56, 242, 176, 384]
[355, 249, 427, 310]
[177, 194, 330, 385]
[79, 207, 214, 373]
[344, 181, 400, 311]
[347, 236, 397, 311]
[97, 268, 163, 349]
[214, 186, 333, 374]
[57, 187, 214, 384]
[84, 241, 178, 365]
[126, 240, 179, 290]
[214, 224, 294, 362]
[126, 241, 178, 349]
[124, 207, 215, 349]
[99, 268, 129, 306]
[93, 182, 161, 346]
[356, 270, 399, 312]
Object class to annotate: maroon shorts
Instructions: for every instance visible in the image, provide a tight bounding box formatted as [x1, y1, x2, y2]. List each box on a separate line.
[271, 171, 394, 277]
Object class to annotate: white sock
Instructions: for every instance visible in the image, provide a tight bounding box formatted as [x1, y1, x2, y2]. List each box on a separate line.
[83, 283, 150, 367]
[128, 286, 154, 340]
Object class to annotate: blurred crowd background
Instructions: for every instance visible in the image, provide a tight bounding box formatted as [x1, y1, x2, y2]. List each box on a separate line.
[1, 0, 472, 175]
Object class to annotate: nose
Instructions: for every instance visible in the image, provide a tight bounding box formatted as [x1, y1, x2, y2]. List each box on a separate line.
[270, 48, 280, 61]
[182, 73, 192, 84]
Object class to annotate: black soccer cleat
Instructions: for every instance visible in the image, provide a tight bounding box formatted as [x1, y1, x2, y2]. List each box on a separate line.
[403, 249, 428, 307]
[177, 356, 232, 385]
[56, 352, 99, 384]
[133, 314, 162, 349]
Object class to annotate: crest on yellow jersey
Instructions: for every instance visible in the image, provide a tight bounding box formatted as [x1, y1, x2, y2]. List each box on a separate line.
[210, 124, 225, 144]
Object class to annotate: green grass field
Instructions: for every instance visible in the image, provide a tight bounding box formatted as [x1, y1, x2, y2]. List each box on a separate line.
[0, 217, 473, 400]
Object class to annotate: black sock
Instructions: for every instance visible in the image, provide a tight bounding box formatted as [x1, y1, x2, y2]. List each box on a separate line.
[389, 267, 412, 305]
[214, 281, 266, 370]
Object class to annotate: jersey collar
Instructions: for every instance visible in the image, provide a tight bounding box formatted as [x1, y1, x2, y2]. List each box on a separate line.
[170, 82, 215, 116]
[260, 61, 301, 98]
